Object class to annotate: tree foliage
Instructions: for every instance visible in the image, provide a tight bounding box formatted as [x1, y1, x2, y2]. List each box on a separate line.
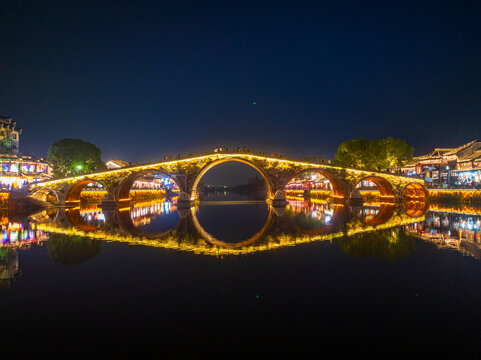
[334, 137, 413, 171]
[0, 130, 15, 154]
[47, 138, 106, 178]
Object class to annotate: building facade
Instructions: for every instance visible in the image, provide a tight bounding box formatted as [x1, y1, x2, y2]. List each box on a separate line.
[0, 116, 51, 189]
[402, 140, 481, 187]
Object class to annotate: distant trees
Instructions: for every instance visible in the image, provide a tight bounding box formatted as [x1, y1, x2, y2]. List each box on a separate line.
[334, 137, 414, 171]
[299, 157, 330, 164]
[47, 138, 106, 178]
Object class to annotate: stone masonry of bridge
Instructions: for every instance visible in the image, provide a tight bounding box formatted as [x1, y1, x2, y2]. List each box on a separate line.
[28, 153, 426, 207]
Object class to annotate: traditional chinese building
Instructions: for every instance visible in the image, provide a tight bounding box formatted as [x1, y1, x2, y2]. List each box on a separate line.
[402, 140, 481, 186]
[106, 159, 130, 169]
[0, 116, 22, 154]
[0, 116, 51, 189]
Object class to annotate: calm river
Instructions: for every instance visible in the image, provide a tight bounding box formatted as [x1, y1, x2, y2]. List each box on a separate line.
[1, 194, 481, 357]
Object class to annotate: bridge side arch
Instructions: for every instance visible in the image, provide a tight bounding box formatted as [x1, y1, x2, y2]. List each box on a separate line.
[117, 169, 182, 204]
[29, 186, 59, 204]
[401, 182, 428, 200]
[190, 158, 274, 199]
[285, 168, 346, 199]
[65, 178, 109, 205]
[351, 176, 395, 201]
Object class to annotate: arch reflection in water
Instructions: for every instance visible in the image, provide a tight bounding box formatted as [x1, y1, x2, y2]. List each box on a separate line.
[34, 198, 427, 256]
[119, 199, 180, 238]
[64, 204, 107, 232]
[403, 200, 429, 218]
[283, 199, 346, 235]
[350, 203, 395, 226]
[191, 201, 272, 247]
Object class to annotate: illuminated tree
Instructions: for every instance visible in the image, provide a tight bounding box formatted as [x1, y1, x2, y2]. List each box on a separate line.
[47, 138, 106, 178]
[333, 138, 370, 168]
[334, 137, 413, 171]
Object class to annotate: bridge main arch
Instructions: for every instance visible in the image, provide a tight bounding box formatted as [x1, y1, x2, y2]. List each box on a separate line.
[190, 158, 274, 200]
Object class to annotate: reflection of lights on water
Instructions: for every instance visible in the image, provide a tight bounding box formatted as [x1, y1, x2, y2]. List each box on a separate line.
[0, 223, 47, 246]
[286, 199, 334, 223]
[129, 200, 178, 227]
[81, 211, 106, 223]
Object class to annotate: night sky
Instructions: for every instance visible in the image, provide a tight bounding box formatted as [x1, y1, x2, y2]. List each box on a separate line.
[1, 0, 480, 164]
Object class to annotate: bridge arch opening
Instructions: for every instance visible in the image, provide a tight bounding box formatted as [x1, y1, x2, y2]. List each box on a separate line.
[284, 169, 345, 201]
[191, 159, 273, 201]
[402, 183, 428, 201]
[65, 179, 108, 206]
[30, 187, 58, 205]
[350, 176, 395, 204]
[117, 170, 180, 205]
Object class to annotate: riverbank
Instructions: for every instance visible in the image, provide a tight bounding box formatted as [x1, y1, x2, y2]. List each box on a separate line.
[428, 189, 481, 205]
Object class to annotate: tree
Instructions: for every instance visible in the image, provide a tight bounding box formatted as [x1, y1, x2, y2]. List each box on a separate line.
[333, 138, 370, 168]
[334, 137, 414, 171]
[0, 129, 15, 154]
[300, 156, 330, 164]
[47, 138, 106, 178]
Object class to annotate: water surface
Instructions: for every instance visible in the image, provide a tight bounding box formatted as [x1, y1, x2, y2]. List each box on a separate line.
[1, 194, 481, 357]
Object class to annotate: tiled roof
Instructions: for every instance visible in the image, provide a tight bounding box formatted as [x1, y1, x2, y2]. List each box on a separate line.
[106, 159, 130, 167]
[443, 140, 478, 156]
[457, 149, 481, 162]
[0, 153, 48, 163]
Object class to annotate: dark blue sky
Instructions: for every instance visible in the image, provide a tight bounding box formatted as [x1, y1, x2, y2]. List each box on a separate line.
[1, 0, 480, 163]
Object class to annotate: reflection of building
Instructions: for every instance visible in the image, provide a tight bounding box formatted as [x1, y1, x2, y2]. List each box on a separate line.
[286, 199, 334, 223]
[408, 210, 481, 259]
[402, 140, 481, 187]
[0, 116, 51, 189]
[0, 221, 49, 246]
[130, 200, 177, 227]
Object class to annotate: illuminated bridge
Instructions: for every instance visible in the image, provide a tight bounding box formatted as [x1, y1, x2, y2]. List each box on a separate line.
[29, 153, 426, 207]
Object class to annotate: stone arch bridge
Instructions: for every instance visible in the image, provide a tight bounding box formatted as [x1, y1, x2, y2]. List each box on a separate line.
[29, 153, 426, 207]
